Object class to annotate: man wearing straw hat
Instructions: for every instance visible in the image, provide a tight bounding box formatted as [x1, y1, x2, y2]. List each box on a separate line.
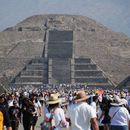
[66, 90, 99, 130]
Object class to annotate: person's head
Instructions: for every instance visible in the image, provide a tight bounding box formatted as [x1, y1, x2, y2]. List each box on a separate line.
[30, 93, 37, 101]
[24, 97, 34, 107]
[0, 94, 5, 104]
[93, 95, 98, 102]
[13, 100, 18, 107]
[0, 86, 6, 104]
[9, 94, 15, 100]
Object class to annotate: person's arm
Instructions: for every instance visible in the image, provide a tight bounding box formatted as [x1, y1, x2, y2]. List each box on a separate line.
[6, 127, 12, 130]
[37, 100, 42, 116]
[90, 117, 99, 130]
[128, 120, 130, 130]
[65, 108, 71, 125]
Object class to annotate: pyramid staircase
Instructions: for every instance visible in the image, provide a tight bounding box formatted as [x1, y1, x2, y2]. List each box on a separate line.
[72, 58, 110, 88]
[11, 58, 48, 87]
[10, 30, 114, 88]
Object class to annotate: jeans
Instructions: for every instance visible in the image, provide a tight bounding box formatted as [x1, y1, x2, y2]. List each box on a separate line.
[110, 125, 128, 130]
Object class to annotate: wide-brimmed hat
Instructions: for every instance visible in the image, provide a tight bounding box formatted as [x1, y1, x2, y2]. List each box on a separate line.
[75, 90, 88, 103]
[47, 94, 61, 104]
[111, 95, 126, 106]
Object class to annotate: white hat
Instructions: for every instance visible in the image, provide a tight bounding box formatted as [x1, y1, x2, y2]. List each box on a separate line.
[111, 95, 126, 106]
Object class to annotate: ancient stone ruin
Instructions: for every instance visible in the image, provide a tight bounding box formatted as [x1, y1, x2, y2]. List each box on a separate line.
[11, 30, 114, 88]
[0, 15, 130, 89]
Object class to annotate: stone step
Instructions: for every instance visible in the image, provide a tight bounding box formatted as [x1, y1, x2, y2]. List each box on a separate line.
[127, 81, 130, 86]
[75, 77, 108, 83]
[13, 82, 44, 87]
[31, 63, 45, 66]
[74, 64, 97, 70]
[15, 76, 44, 82]
[48, 30, 73, 41]
[20, 75, 43, 78]
[21, 70, 47, 76]
[48, 43, 72, 58]
[86, 83, 110, 88]
[31, 58, 47, 63]
[50, 59, 71, 84]
[74, 70, 102, 77]
[74, 58, 91, 64]
[26, 65, 47, 70]
[24, 69, 44, 72]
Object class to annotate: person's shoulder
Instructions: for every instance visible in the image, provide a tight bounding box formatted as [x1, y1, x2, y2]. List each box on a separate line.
[91, 102, 96, 105]
[121, 106, 129, 112]
[81, 102, 95, 110]
[55, 107, 64, 113]
[80, 102, 90, 106]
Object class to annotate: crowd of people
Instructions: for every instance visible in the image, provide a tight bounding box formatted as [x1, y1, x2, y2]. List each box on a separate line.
[0, 84, 130, 130]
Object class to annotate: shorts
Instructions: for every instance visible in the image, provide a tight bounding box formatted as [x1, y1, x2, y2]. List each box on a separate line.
[30, 116, 38, 126]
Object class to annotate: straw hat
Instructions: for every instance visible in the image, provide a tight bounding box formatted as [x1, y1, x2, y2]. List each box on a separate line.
[75, 90, 88, 103]
[111, 95, 126, 106]
[47, 94, 61, 104]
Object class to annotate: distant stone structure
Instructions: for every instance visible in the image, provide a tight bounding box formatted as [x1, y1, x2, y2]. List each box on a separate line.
[0, 14, 130, 89]
[117, 75, 130, 89]
[11, 30, 114, 88]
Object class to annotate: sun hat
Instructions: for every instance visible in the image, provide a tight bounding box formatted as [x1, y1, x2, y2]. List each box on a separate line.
[75, 90, 88, 103]
[110, 95, 126, 106]
[47, 94, 61, 104]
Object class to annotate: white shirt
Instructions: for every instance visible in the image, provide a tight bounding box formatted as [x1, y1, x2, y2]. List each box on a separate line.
[8, 100, 14, 107]
[53, 108, 69, 130]
[90, 102, 97, 113]
[109, 106, 130, 126]
[121, 98, 128, 105]
[66, 102, 96, 130]
[97, 107, 104, 126]
[33, 100, 42, 116]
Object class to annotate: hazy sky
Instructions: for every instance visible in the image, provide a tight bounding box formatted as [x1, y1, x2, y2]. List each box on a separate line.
[0, 0, 130, 37]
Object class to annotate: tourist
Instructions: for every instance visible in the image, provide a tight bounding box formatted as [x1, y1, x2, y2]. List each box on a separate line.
[66, 90, 99, 130]
[9, 100, 21, 130]
[21, 97, 35, 130]
[47, 94, 69, 130]
[30, 93, 42, 130]
[109, 95, 130, 130]
[0, 88, 12, 130]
